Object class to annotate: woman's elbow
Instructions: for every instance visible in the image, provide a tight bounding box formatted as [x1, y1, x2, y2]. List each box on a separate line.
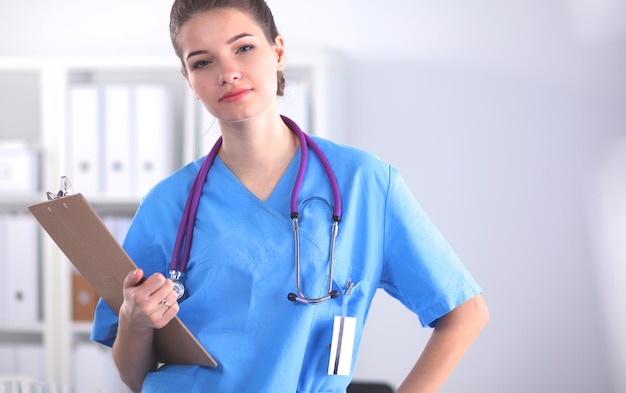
[472, 294, 490, 329]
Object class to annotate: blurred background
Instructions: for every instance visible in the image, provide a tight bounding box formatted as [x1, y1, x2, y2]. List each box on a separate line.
[1, 0, 625, 392]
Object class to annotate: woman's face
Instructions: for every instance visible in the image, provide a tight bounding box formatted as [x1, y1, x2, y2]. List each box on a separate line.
[177, 8, 285, 124]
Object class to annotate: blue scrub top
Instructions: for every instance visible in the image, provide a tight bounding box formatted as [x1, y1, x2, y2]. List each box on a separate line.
[92, 135, 482, 393]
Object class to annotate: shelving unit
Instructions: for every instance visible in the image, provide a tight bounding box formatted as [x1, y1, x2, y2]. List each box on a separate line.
[0, 51, 343, 391]
[0, 56, 184, 392]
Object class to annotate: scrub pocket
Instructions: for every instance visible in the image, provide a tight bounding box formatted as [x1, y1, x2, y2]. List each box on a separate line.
[326, 277, 370, 321]
[296, 278, 371, 391]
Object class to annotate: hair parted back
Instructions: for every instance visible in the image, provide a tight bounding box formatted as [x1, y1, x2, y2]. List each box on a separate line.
[170, 0, 286, 96]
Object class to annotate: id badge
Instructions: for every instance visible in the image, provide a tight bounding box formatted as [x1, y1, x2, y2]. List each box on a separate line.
[327, 315, 357, 375]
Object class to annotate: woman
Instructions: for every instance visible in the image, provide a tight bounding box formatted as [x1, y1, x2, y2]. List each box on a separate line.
[91, 1, 489, 392]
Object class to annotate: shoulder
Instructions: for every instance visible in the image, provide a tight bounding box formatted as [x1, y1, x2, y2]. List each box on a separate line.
[310, 136, 416, 209]
[309, 135, 391, 177]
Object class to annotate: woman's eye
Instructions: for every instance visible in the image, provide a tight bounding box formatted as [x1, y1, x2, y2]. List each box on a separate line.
[237, 45, 253, 54]
[192, 59, 212, 69]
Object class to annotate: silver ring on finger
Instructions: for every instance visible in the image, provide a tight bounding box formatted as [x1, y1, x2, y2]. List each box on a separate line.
[159, 298, 171, 308]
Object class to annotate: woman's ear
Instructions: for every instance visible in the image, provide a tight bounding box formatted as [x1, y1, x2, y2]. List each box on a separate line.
[274, 35, 286, 71]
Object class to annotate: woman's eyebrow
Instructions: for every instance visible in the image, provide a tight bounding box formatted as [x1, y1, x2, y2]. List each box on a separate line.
[226, 32, 253, 45]
[186, 49, 209, 61]
[185, 33, 255, 61]
[185, 50, 209, 60]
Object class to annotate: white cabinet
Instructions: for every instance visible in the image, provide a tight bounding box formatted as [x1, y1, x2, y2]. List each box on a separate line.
[0, 53, 342, 391]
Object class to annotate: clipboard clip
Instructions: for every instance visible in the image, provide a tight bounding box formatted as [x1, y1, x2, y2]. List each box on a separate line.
[46, 176, 74, 200]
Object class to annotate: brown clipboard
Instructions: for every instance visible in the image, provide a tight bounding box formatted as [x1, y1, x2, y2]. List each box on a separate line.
[28, 193, 217, 368]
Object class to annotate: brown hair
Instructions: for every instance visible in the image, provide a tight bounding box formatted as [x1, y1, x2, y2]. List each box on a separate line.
[170, 0, 285, 96]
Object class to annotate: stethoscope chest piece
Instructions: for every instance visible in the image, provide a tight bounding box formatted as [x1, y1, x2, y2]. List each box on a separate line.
[169, 270, 186, 300]
[172, 280, 186, 300]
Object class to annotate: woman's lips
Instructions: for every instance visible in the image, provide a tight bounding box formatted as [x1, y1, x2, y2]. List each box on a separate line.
[219, 88, 252, 103]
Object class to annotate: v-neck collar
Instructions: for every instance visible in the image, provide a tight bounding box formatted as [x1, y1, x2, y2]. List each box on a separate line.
[211, 149, 303, 218]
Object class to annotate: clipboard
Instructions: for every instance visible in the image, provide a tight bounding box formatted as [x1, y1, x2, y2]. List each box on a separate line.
[28, 192, 217, 368]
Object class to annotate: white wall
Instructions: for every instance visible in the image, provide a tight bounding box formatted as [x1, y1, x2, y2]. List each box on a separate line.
[347, 60, 621, 392]
[2, 1, 625, 392]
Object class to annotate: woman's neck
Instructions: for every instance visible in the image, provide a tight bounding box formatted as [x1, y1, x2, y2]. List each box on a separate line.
[217, 114, 300, 201]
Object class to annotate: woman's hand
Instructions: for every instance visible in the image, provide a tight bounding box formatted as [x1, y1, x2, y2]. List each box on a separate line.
[113, 269, 180, 392]
[119, 269, 180, 330]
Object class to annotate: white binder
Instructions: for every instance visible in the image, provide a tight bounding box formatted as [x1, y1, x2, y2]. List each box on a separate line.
[134, 85, 173, 195]
[4, 214, 39, 324]
[68, 85, 102, 194]
[103, 85, 132, 195]
[0, 214, 6, 323]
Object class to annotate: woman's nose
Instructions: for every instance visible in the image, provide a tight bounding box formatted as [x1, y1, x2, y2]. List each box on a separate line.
[218, 61, 241, 85]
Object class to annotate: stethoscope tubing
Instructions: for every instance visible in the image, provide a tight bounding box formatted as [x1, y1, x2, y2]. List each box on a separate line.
[282, 115, 341, 220]
[171, 136, 223, 276]
[169, 115, 342, 304]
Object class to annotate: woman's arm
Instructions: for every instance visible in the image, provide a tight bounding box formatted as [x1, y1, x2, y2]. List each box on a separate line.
[112, 269, 179, 393]
[397, 294, 490, 393]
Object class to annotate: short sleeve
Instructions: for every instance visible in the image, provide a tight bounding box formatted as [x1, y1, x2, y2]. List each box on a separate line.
[380, 167, 483, 327]
[90, 298, 119, 347]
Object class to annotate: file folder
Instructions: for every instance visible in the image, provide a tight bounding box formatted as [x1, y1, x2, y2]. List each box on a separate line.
[28, 193, 217, 367]
[103, 86, 132, 195]
[4, 214, 40, 323]
[68, 85, 101, 194]
[134, 85, 174, 195]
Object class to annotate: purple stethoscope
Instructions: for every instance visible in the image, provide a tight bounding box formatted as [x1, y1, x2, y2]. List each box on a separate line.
[169, 115, 342, 305]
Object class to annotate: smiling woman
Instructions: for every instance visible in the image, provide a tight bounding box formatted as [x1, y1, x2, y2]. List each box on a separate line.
[174, 8, 285, 124]
[89, 1, 489, 392]
[2, 0, 624, 391]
